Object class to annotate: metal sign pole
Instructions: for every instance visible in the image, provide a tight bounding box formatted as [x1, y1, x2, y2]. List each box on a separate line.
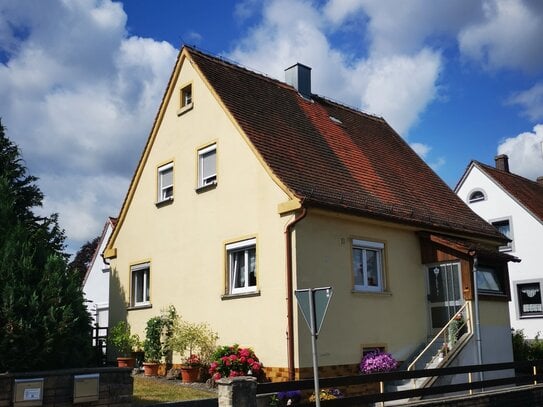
[309, 289, 321, 407]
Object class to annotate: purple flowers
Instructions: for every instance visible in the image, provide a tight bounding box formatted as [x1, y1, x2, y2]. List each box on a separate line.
[277, 390, 301, 402]
[359, 350, 398, 374]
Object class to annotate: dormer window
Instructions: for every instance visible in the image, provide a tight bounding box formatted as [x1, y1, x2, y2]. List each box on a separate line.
[468, 190, 486, 203]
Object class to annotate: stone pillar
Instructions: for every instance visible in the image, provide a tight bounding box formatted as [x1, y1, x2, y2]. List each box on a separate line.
[217, 376, 257, 407]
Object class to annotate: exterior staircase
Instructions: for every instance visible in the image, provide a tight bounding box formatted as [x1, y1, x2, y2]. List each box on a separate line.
[384, 302, 474, 404]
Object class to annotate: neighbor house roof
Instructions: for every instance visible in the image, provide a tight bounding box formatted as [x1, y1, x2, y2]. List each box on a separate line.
[470, 161, 543, 223]
[186, 46, 504, 242]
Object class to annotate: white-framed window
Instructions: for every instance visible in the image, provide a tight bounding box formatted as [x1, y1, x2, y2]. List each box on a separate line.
[352, 239, 384, 292]
[181, 84, 192, 107]
[491, 218, 513, 251]
[226, 238, 256, 295]
[198, 144, 217, 188]
[157, 163, 173, 202]
[131, 263, 150, 307]
[517, 282, 543, 317]
[468, 189, 486, 203]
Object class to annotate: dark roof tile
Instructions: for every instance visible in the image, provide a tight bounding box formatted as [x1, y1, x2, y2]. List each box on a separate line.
[187, 46, 504, 242]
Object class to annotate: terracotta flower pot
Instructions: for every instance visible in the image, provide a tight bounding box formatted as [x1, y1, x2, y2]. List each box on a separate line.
[143, 362, 160, 376]
[117, 357, 136, 368]
[180, 366, 200, 382]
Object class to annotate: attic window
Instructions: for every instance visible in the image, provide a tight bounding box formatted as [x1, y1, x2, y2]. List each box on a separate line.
[329, 115, 342, 125]
[468, 190, 486, 203]
[178, 84, 193, 116]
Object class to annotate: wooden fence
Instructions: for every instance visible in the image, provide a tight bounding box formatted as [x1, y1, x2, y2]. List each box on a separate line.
[256, 360, 543, 405]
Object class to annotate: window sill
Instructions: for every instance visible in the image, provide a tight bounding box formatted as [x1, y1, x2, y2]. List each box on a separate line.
[519, 314, 543, 319]
[351, 289, 391, 297]
[177, 103, 193, 116]
[221, 290, 260, 300]
[196, 182, 217, 194]
[155, 197, 174, 207]
[127, 304, 152, 311]
[478, 293, 509, 302]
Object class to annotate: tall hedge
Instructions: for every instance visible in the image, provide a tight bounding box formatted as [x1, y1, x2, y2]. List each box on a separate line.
[0, 120, 92, 372]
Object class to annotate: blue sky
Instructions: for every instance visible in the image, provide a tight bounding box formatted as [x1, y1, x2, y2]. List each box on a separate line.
[1, 0, 543, 254]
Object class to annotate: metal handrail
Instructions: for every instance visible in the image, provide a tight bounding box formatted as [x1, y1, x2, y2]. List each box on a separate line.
[408, 301, 473, 372]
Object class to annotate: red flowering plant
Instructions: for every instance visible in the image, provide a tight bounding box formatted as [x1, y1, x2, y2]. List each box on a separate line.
[209, 344, 263, 381]
[184, 354, 201, 367]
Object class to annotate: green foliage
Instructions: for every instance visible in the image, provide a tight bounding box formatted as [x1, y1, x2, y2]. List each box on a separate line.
[109, 321, 141, 357]
[143, 306, 178, 363]
[511, 329, 543, 361]
[168, 317, 218, 365]
[0, 121, 92, 372]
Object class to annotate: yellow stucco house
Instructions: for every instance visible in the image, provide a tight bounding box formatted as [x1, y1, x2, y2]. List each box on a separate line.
[105, 46, 517, 381]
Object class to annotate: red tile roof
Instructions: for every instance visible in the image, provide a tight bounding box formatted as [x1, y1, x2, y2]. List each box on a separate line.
[187, 46, 504, 242]
[474, 161, 543, 222]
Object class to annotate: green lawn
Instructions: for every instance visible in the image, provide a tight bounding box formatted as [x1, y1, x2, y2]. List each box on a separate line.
[132, 375, 217, 406]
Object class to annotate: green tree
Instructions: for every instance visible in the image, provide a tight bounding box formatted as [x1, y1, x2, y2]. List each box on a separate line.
[0, 120, 93, 372]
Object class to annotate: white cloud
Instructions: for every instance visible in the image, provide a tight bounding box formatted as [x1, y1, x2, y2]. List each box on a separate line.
[497, 124, 543, 180]
[410, 142, 431, 158]
[0, 0, 176, 253]
[508, 82, 543, 122]
[229, 0, 442, 136]
[458, 0, 543, 72]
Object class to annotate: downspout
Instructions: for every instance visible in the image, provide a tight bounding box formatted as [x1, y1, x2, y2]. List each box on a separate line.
[285, 206, 307, 381]
[471, 255, 484, 383]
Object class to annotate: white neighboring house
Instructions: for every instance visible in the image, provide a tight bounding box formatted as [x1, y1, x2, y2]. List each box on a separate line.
[456, 155, 543, 339]
[82, 217, 116, 329]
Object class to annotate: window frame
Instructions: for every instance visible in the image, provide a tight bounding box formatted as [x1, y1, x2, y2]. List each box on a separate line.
[516, 281, 543, 318]
[476, 265, 505, 295]
[226, 238, 257, 295]
[178, 83, 193, 116]
[490, 217, 513, 252]
[156, 162, 174, 204]
[197, 143, 217, 189]
[468, 189, 486, 203]
[352, 239, 385, 293]
[131, 263, 150, 307]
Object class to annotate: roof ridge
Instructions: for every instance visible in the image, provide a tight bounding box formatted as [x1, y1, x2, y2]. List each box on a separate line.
[185, 44, 384, 123]
[476, 160, 541, 186]
[185, 44, 293, 91]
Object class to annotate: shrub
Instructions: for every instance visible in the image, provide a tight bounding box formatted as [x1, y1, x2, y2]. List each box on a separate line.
[168, 318, 218, 365]
[359, 350, 398, 374]
[109, 321, 141, 357]
[143, 306, 178, 363]
[209, 344, 262, 380]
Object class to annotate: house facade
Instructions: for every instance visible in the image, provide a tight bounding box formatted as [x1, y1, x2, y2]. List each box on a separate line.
[456, 155, 543, 339]
[105, 46, 516, 381]
[82, 217, 116, 328]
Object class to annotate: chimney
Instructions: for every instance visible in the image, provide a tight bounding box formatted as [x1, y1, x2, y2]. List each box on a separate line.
[285, 63, 311, 99]
[537, 176, 543, 186]
[494, 154, 509, 173]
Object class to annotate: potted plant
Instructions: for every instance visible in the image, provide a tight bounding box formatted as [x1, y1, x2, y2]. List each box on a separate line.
[108, 321, 141, 368]
[168, 319, 218, 382]
[143, 315, 165, 376]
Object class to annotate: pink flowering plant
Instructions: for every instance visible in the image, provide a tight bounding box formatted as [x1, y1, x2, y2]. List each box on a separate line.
[209, 344, 263, 381]
[359, 350, 398, 374]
